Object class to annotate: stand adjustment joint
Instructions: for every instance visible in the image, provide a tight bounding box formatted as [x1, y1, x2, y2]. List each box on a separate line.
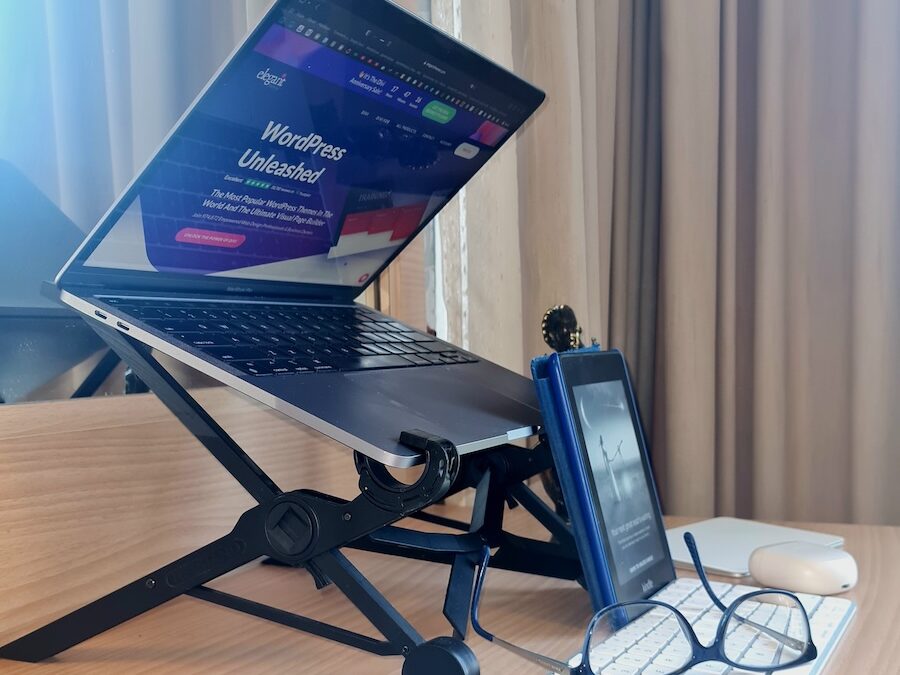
[354, 429, 459, 514]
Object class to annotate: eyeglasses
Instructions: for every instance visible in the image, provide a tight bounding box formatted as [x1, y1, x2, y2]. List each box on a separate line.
[470, 532, 818, 674]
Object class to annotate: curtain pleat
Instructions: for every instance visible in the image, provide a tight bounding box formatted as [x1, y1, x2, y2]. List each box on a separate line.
[0, 2, 62, 208]
[510, 2, 592, 368]
[0, 0, 251, 232]
[46, 1, 116, 230]
[850, 0, 900, 524]
[654, 0, 722, 516]
[98, 1, 135, 193]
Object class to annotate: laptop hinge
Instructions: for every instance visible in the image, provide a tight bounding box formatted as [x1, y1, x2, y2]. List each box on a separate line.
[58, 283, 351, 307]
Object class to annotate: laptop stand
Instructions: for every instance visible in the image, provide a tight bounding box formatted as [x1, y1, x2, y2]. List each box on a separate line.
[0, 321, 581, 674]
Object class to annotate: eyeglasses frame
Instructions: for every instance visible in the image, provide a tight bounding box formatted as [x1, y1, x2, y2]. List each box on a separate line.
[470, 532, 818, 675]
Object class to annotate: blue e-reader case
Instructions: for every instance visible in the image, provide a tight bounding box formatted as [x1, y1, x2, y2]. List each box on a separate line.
[531, 348, 674, 612]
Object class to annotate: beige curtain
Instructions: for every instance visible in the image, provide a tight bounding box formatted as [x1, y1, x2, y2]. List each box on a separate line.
[0, 0, 269, 233]
[438, 0, 900, 525]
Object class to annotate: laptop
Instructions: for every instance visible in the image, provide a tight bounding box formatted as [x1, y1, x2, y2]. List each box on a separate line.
[51, 0, 546, 467]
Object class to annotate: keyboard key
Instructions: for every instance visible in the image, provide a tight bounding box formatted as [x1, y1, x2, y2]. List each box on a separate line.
[233, 360, 275, 376]
[686, 663, 728, 673]
[605, 664, 640, 675]
[403, 332, 436, 342]
[204, 346, 270, 361]
[278, 360, 310, 374]
[331, 355, 413, 371]
[401, 354, 430, 366]
[359, 331, 385, 343]
[276, 346, 304, 358]
[145, 318, 197, 333]
[175, 332, 234, 348]
[131, 307, 165, 319]
[617, 653, 648, 667]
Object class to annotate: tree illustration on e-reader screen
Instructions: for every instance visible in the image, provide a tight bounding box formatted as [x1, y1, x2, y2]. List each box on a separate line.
[574, 381, 665, 584]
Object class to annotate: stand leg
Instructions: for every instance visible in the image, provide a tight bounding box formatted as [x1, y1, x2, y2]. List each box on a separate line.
[443, 554, 477, 639]
[0, 507, 264, 662]
[491, 533, 581, 579]
[187, 586, 400, 656]
[312, 550, 422, 653]
[71, 349, 120, 398]
[509, 482, 575, 549]
[89, 322, 280, 504]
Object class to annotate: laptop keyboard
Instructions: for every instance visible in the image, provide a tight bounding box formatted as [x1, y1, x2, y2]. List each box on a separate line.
[102, 298, 476, 375]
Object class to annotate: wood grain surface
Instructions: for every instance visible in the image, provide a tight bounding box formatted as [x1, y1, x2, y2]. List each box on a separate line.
[0, 389, 896, 673]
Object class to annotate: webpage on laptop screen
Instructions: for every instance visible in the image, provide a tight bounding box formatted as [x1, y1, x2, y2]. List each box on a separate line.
[84, 3, 519, 287]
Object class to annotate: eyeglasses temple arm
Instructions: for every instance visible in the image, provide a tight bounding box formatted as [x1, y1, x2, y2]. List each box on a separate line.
[492, 636, 575, 674]
[732, 614, 809, 652]
[684, 534, 811, 652]
[471, 547, 575, 674]
[470, 546, 494, 642]
[683, 532, 728, 612]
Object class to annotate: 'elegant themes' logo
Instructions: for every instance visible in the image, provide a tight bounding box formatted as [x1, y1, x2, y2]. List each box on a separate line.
[257, 67, 287, 88]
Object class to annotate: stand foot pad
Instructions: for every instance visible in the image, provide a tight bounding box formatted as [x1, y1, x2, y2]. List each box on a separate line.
[402, 637, 480, 675]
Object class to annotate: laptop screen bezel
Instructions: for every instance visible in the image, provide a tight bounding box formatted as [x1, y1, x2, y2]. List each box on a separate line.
[56, 0, 545, 303]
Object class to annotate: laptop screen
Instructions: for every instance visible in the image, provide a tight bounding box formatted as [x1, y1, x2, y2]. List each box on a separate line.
[69, 0, 543, 293]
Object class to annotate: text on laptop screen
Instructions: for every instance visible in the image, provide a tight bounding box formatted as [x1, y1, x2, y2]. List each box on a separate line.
[83, 1, 532, 288]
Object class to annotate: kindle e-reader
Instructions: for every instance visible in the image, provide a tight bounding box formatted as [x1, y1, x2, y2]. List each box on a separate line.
[531, 348, 675, 611]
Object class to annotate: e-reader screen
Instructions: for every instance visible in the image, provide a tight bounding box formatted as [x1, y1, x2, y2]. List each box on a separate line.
[571, 378, 669, 594]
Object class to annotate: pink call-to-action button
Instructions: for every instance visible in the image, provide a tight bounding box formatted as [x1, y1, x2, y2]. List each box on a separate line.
[175, 228, 246, 249]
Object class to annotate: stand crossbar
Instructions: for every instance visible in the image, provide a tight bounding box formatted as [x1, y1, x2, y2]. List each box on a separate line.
[0, 320, 581, 674]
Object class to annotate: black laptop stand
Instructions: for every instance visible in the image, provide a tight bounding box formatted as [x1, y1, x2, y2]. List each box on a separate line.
[0, 321, 582, 674]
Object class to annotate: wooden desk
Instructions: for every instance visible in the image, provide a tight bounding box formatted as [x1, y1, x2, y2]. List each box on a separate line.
[0, 389, 897, 673]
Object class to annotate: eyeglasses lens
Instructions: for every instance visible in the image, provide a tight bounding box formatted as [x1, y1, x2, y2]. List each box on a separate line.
[724, 592, 810, 668]
[587, 603, 692, 674]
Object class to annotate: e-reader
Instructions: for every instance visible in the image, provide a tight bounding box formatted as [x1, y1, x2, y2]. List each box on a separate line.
[532, 348, 675, 611]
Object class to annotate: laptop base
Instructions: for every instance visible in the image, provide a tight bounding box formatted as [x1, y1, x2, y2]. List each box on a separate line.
[0, 319, 581, 673]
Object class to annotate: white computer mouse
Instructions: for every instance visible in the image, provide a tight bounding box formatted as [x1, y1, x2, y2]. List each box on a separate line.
[748, 541, 858, 596]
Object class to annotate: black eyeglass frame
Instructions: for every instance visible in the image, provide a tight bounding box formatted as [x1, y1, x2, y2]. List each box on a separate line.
[470, 532, 818, 675]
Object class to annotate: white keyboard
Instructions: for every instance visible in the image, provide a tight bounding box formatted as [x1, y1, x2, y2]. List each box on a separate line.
[575, 577, 855, 674]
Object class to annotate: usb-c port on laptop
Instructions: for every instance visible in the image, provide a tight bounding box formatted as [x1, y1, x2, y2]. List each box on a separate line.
[116, 321, 130, 331]
[94, 310, 107, 320]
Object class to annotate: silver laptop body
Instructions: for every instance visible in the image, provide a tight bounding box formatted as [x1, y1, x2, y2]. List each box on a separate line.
[54, 0, 545, 467]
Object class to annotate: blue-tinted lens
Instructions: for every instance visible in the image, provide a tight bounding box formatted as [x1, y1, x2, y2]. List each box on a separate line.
[586, 603, 691, 674]
[724, 593, 810, 668]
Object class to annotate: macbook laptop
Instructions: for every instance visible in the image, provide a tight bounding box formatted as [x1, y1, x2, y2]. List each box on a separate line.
[52, 0, 546, 467]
